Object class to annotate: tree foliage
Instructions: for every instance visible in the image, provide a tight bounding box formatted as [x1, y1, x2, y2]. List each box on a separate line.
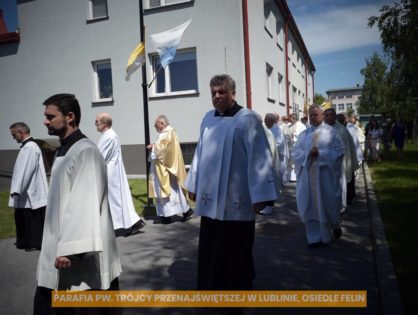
[358, 53, 389, 114]
[368, 0, 418, 122]
[313, 93, 325, 105]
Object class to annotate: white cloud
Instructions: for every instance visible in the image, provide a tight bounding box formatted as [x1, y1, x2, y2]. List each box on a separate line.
[295, 4, 383, 55]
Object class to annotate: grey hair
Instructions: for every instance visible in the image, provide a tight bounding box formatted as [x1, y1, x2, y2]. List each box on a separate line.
[10, 122, 30, 133]
[309, 104, 324, 113]
[156, 114, 169, 126]
[209, 74, 236, 91]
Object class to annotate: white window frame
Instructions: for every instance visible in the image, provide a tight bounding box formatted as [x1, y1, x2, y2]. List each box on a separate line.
[264, 0, 274, 37]
[278, 72, 284, 105]
[338, 104, 345, 111]
[150, 49, 198, 97]
[266, 63, 274, 101]
[346, 103, 353, 109]
[276, 19, 284, 50]
[92, 59, 113, 102]
[88, 0, 108, 20]
[148, 0, 192, 9]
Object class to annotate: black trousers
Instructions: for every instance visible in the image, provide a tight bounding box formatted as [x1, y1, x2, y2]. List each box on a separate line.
[347, 172, 356, 204]
[33, 278, 121, 315]
[197, 216, 256, 290]
[15, 207, 45, 249]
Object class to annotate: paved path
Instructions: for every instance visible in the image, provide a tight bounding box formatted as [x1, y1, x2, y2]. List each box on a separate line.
[0, 165, 403, 315]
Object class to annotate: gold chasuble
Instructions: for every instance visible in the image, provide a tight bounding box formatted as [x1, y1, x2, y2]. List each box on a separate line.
[148, 126, 187, 198]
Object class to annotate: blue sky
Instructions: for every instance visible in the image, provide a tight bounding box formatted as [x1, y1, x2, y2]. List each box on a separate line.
[0, 0, 17, 32]
[287, 0, 393, 96]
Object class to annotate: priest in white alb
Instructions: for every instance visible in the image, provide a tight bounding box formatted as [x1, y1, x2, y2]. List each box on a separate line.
[96, 113, 146, 237]
[288, 113, 306, 181]
[185, 75, 278, 291]
[292, 104, 344, 248]
[324, 109, 359, 210]
[147, 115, 193, 224]
[9, 122, 48, 251]
[34, 94, 121, 315]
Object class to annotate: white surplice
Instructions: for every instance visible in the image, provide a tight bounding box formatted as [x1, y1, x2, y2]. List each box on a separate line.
[288, 121, 306, 181]
[37, 138, 121, 290]
[98, 128, 140, 230]
[185, 108, 278, 221]
[292, 122, 344, 243]
[8, 139, 48, 209]
[270, 124, 289, 183]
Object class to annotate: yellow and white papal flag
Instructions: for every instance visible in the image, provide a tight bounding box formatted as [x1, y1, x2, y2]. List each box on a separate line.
[125, 42, 145, 81]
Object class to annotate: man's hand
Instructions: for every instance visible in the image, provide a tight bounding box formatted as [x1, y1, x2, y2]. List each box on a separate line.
[55, 256, 72, 269]
[10, 192, 19, 198]
[146, 144, 154, 150]
[188, 192, 196, 202]
[309, 146, 319, 159]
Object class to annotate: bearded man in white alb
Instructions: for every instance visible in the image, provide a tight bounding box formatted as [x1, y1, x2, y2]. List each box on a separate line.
[34, 94, 121, 315]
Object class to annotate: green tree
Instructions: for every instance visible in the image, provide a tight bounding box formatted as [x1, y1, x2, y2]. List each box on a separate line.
[368, 0, 418, 122]
[313, 93, 325, 105]
[358, 53, 389, 114]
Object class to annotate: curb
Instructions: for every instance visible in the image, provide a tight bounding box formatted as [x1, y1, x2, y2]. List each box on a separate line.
[362, 162, 404, 315]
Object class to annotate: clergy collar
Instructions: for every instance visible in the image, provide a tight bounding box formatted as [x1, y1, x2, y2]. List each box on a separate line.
[56, 129, 87, 157]
[311, 122, 324, 131]
[20, 137, 35, 148]
[214, 102, 243, 117]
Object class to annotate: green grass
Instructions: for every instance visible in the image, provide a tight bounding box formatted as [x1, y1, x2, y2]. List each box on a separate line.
[0, 179, 149, 240]
[368, 143, 418, 315]
[0, 191, 15, 239]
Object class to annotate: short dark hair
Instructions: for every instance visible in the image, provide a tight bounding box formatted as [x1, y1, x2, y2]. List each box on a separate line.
[210, 74, 236, 91]
[10, 122, 30, 134]
[43, 93, 81, 127]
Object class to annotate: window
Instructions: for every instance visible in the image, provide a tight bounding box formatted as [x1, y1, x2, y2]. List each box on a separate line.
[266, 63, 274, 101]
[276, 20, 284, 49]
[92, 59, 113, 102]
[346, 103, 353, 109]
[151, 49, 198, 96]
[338, 104, 344, 111]
[346, 94, 352, 98]
[149, 0, 191, 8]
[278, 73, 284, 104]
[333, 104, 337, 109]
[337, 95, 344, 99]
[89, 0, 108, 20]
[264, 0, 274, 37]
[180, 143, 197, 166]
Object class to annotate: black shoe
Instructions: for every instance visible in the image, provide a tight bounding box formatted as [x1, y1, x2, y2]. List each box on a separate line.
[333, 227, 342, 239]
[130, 219, 146, 232]
[181, 208, 194, 222]
[308, 241, 324, 249]
[153, 216, 173, 224]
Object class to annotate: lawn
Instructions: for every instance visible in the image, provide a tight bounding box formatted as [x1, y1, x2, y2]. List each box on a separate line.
[368, 143, 418, 315]
[0, 179, 149, 240]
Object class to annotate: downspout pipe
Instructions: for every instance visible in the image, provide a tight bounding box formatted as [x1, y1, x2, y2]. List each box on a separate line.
[242, 0, 252, 109]
[284, 15, 290, 116]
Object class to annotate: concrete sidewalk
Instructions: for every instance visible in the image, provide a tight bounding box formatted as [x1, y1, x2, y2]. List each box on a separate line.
[0, 164, 403, 315]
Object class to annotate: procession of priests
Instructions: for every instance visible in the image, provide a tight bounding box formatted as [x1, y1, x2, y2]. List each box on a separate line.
[6, 75, 363, 314]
